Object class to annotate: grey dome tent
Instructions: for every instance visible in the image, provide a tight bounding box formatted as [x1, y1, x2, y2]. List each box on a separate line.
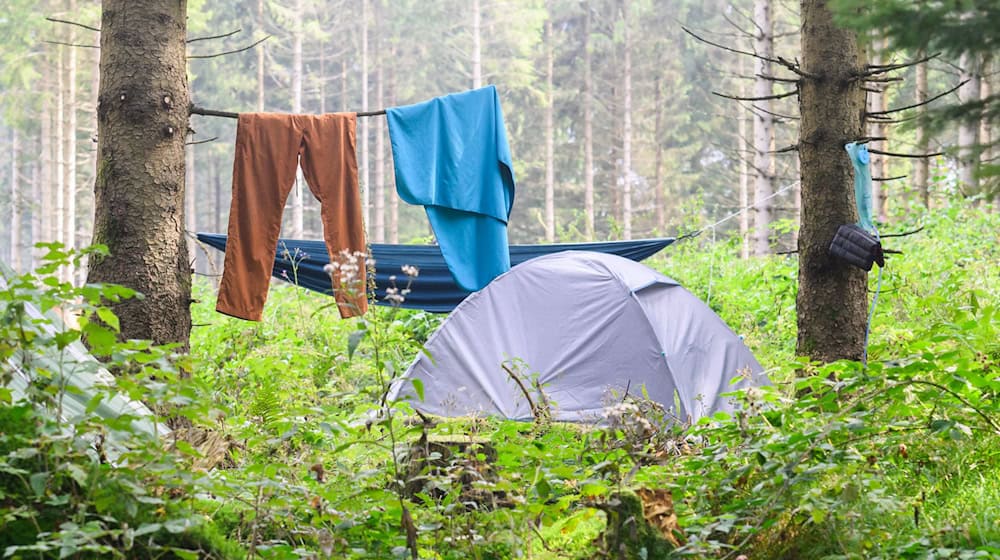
[388, 251, 768, 423]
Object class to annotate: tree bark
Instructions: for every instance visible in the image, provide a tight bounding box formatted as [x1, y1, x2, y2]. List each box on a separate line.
[796, 0, 868, 363]
[621, 0, 632, 240]
[753, 0, 775, 255]
[544, 8, 555, 242]
[89, 0, 192, 349]
[914, 53, 930, 208]
[582, 3, 595, 240]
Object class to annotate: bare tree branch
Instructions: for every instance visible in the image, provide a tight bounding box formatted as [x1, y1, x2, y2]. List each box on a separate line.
[682, 26, 818, 79]
[186, 136, 218, 146]
[867, 80, 966, 117]
[758, 73, 800, 84]
[187, 35, 270, 59]
[772, 144, 800, 154]
[860, 52, 940, 77]
[868, 148, 943, 159]
[872, 175, 907, 182]
[879, 226, 925, 238]
[45, 16, 100, 32]
[714, 89, 798, 102]
[43, 40, 99, 49]
[187, 28, 241, 44]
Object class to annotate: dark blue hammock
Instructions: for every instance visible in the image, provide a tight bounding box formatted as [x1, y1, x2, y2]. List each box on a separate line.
[196, 233, 675, 313]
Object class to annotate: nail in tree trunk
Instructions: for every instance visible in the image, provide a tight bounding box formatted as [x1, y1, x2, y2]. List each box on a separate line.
[796, 0, 867, 363]
[621, 0, 633, 240]
[957, 51, 981, 198]
[752, 0, 775, 255]
[88, 0, 192, 349]
[374, 0, 386, 243]
[544, 7, 555, 242]
[582, 3, 595, 240]
[290, 0, 304, 238]
[914, 53, 930, 208]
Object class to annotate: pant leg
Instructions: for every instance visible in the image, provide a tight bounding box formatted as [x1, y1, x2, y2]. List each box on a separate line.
[299, 113, 369, 318]
[217, 113, 302, 321]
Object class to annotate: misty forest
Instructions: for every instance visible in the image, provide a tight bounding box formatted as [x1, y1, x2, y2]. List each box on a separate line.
[0, 0, 998, 558]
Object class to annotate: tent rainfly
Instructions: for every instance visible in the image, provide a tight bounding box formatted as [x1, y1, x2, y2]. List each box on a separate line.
[388, 251, 768, 423]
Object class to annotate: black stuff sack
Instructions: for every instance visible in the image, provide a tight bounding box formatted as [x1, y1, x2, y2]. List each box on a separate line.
[829, 224, 884, 271]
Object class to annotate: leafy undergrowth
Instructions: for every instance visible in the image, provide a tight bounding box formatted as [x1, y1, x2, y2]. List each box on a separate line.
[2, 204, 998, 559]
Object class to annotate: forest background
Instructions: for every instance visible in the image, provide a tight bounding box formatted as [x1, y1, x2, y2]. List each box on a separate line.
[1, 0, 994, 274]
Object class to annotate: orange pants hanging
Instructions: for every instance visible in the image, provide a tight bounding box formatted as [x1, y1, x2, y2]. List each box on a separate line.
[217, 112, 368, 321]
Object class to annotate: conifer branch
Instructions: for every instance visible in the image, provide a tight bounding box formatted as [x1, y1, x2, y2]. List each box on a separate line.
[867, 81, 966, 116]
[713, 89, 798, 102]
[868, 148, 943, 159]
[187, 35, 270, 59]
[187, 28, 242, 44]
[45, 17, 100, 33]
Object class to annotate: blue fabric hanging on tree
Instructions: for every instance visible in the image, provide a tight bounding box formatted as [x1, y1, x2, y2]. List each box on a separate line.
[844, 142, 876, 232]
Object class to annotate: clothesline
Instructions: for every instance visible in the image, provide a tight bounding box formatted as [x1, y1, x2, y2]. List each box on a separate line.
[190, 105, 387, 119]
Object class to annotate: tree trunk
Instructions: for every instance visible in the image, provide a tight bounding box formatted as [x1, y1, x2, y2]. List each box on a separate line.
[56, 45, 66, 255]
[796, 0, 868, 363]
[471, 0, 482, 88]
[738, 56, 750, 260]
[867, 35, 886, 221]
[388, 45, 399, 244]
[957, 51, 981, 198]
[186, 143, 196, 264]
[256, 0, 265, 111]
[914, 53, 930, 208]
[980, 56, 993, 195]
[621, 0, 632, 240]
[40, 64, 53, 257]
[360, 0, 370, 230]
[654, 72, 666, 234]
[65, 1, 78, 278]
[753, 0, 774, 255]
[290, 0, 304, 238]
[89, 0, 192, 349]
[544, 9, 555, 242]
[10, 128, 19, 270]
[583, 4, 595, 240]
[374, 0, 386, 243]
